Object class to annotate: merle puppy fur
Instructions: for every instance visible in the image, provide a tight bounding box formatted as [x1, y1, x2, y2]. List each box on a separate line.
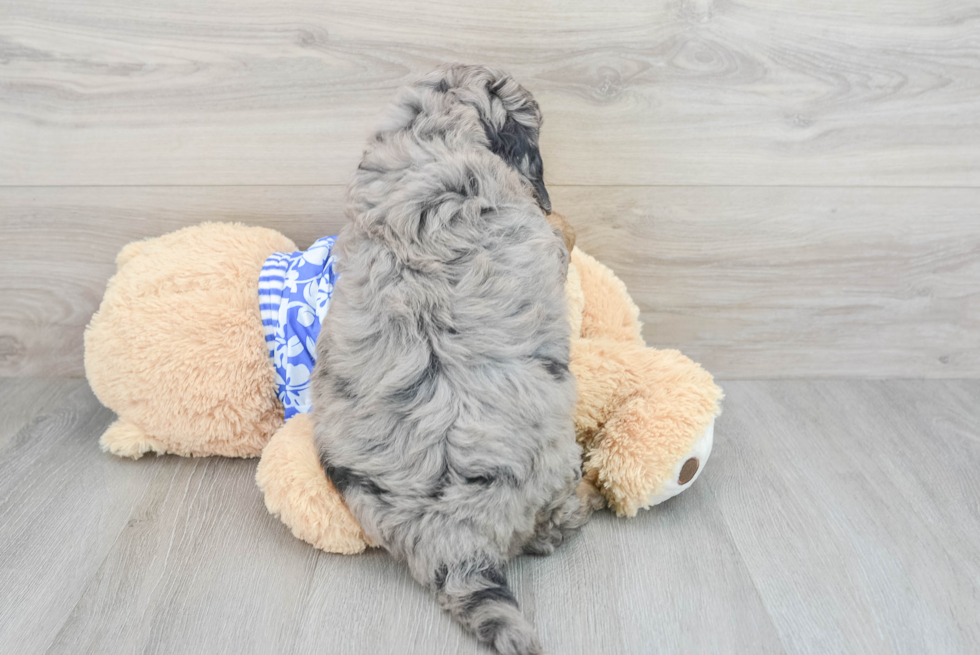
[312, 65, 598, 655]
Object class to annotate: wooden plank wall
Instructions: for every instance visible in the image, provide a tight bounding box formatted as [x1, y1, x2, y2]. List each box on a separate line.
[1, 0, 978, 378]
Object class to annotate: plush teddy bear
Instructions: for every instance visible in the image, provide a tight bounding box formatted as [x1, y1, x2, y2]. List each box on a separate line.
[85, 220, 721, 554]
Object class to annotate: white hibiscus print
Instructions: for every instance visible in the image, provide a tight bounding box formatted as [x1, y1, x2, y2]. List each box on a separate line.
[261, 236, 339, 419]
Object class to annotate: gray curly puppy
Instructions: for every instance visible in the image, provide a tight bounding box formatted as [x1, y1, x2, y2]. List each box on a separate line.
[312, 64, 598, 655]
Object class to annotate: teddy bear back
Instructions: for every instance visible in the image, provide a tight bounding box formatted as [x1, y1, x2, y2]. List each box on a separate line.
[85, 222, 297, 458]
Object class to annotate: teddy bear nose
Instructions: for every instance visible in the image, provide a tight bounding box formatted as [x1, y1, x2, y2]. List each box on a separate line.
[678, 458, 699, 485]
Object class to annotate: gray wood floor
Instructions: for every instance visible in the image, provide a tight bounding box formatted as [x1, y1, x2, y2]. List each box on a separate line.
[1, 378, 977, 655]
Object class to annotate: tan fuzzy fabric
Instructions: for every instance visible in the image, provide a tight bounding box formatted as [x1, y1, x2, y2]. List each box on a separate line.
[570, 340, 721, 516]
[86, 222, 722, 551]
[570, 248, 644, 345]
[257, 414, 373, 554]
[98, 419, 169, 459]
[566, 248, 722, 515]
[564, 257, 585, 341]
[85, 223, 295, 458]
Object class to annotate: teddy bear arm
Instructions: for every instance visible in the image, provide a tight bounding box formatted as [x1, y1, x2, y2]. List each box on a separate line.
[570, 339, 634, 452]
[256, 414, 373, 555]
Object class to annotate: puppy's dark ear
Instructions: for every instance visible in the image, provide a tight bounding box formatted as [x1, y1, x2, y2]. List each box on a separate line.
[483, 114, 552, 215]
[525, 145, 551, 215]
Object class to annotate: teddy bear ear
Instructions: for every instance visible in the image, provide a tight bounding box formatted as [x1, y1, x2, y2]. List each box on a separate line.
[546, 211, 576, 253]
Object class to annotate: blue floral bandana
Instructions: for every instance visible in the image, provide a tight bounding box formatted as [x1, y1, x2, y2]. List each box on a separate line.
[259, 236, 338, 418]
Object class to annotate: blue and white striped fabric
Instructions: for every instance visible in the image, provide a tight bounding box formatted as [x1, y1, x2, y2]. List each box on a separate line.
[259, 236, 339, 419]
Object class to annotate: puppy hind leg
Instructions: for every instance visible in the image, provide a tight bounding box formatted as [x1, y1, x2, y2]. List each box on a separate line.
[523, 475, 604, 556]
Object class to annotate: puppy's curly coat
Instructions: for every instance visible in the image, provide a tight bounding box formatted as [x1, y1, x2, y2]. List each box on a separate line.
[312, 65, 597, 655]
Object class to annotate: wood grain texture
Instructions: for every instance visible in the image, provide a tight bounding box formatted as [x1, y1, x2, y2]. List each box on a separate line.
[46, 457, 323, 655]
[712, 380, 980, 655]
[2, 185, 977, 378]
[564, 186, 980, 378]
[0, 383, 167, 655]
[0, 378, 83, 447]
[2, 0, 980, 186]
[2, 379, 978, 654]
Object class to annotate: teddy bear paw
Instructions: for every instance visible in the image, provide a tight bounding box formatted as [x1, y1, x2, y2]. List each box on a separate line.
[99, 420, 168, 459]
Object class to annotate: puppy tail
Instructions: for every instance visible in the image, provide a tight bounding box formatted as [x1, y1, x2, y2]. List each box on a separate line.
[420, 554, 542, 655]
